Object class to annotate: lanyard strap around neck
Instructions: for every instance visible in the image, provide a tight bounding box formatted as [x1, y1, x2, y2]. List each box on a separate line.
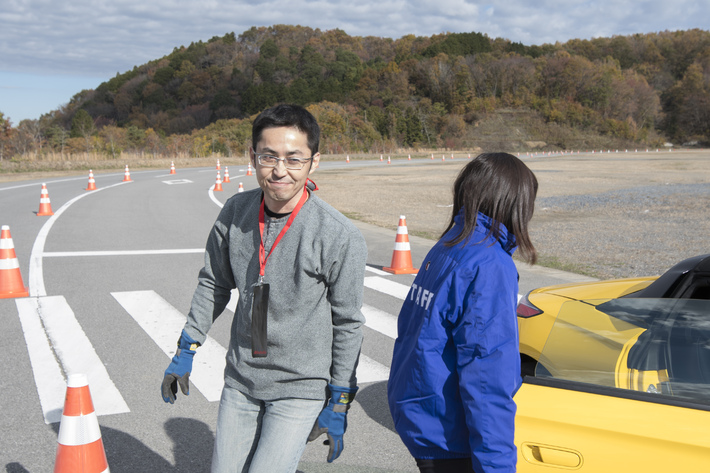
[258, 186, 309, 278]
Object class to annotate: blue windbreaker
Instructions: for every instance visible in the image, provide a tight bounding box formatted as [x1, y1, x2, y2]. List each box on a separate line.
[388, 209, 522, 472]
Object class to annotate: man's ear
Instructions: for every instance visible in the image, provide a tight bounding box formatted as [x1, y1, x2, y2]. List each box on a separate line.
[309, 153, 321, 174]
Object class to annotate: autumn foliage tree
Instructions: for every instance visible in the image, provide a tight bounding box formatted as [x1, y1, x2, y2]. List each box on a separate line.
[4, 26, 710, 162]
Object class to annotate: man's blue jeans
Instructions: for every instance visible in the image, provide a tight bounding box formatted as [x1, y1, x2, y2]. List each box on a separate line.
[211, 384, 324, 473]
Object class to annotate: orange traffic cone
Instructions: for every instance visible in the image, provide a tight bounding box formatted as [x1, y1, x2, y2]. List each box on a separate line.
[380, 155, 383, 162]
[86, 170, 97, 191]
[408, 154, 411, 161]
[223, 167, 231, 183]
[122, 165, 132, 182]
[431, 153, 434, 160]
[37, 183, 54, 216]
[238, 182, 244, 193]
[214, 171, 223, 191]
[387, 156, 391, 164]
[216, 159, 221, 170]
[383, 216, 418, 275]
[169, 161, 176, 174]
[346, 155, 350, 163]
[246, 162, 253, 176]
[54, 374, 109, 473]
[0, 225, 29, 299]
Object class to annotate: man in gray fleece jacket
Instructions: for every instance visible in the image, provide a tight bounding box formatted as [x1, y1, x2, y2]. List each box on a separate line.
[161, 104, 367, 472]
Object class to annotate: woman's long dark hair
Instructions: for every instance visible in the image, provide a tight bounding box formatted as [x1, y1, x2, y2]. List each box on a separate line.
[441, 152, 538, 264]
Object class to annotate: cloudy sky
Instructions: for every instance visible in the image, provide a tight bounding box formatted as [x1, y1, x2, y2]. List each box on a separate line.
[1, 0, 708, 124]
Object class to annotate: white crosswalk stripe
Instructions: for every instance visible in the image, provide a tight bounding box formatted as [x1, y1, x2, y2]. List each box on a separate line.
[16, 296, 130, 423]
[112, 290, 393, 392]
[111, 290, 227, 402]
[362, 303, 399, 340]
[15, 270, 408, 420]
[364, 276, 411, 300]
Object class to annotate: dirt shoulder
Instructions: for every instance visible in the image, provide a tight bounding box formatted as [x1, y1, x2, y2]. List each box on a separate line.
[314, 150, 710, 279]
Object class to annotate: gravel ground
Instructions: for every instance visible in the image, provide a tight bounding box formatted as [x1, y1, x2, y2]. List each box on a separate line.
[315, 150, 710, 279]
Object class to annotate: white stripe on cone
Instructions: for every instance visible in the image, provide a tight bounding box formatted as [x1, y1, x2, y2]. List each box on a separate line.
[57, 411, 102, 446]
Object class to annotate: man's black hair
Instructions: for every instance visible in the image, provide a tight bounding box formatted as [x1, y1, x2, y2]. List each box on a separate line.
[252, 104, 320, 155]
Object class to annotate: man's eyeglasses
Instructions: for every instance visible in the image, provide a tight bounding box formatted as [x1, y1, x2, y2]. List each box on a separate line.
[256, 154, 313, 170]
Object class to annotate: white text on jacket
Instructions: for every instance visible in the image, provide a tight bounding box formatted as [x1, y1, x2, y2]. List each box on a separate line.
[410, 283, 434, 310]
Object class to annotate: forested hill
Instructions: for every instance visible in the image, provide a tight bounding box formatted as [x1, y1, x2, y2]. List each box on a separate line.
[15, 25, 710, 157]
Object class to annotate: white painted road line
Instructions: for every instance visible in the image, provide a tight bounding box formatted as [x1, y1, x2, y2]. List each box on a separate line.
[16, 296, 130, 422]
[43, 249, 205, 257]
[364, 276, 411, 300]
[356, 354, 390, 383]
[15, 298, 67, 424]
[112, 290, 227, 402]
[112, 290, 392, 392]
[209, 185, 223, 208]
[226, 288, 240, 313]
[362, 303, 398, 340]
[365, 265, 390, 276]
[29, 181, 128, 297]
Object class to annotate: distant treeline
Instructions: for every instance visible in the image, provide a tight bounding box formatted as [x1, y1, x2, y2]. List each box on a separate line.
[1, 25, 709, 160]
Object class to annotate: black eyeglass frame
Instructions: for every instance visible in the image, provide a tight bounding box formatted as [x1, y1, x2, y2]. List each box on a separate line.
[255, 154, 314, 170]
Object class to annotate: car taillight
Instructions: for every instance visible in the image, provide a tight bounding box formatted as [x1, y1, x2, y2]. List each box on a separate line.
[516, 292, 543, 318]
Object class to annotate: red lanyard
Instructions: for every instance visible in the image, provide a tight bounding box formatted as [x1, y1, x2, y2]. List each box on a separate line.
[258, 186, 309, 278]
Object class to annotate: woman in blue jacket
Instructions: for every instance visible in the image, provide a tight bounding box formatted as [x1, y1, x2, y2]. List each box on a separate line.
[388, 152, 538, 473]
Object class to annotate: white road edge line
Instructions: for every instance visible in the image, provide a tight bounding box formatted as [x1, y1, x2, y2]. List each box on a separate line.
[209, 184, 223, 208]
[29, 181, 128, 297]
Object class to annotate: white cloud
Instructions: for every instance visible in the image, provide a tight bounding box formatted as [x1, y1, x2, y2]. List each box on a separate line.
[1, 0, 708, 122]
[2, 0, 708, 77]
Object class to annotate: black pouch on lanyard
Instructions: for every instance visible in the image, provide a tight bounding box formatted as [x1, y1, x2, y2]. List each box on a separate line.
[251, 283, 269, 357]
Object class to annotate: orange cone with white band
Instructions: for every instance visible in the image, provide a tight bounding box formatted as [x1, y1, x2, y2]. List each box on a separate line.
[122, 165, 132, 182]
[246, 162, 253, 176]
[383, 216, 418, 275]
[53, 374, 109, 473]
[214, 171, 223, 191]
[346, 155, 350, 163]
[86, 170, 97, 191]
[169, 161, 176, 174]
[238, 182, 244, 193]
[216, 159, 221, 170]
[223, 167, 231, 183]
[0, 225, 29, 299]
[37, 183, 54, 216]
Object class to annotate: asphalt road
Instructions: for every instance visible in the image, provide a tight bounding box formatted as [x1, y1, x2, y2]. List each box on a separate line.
[0, 162, 595, 473]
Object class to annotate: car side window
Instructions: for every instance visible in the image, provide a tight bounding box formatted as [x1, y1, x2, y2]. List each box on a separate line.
[684, 278, 710, 300]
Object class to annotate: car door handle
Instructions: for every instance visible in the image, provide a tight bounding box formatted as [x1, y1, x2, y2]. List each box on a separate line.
[521, 442, 582, 469]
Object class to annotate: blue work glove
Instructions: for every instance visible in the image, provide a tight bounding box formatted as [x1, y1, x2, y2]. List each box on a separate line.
[161, 330, 200, 404]
[307, 384, 358, 462]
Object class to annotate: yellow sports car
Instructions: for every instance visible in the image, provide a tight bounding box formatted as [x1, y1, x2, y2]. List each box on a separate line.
[514, 254, 710, 471]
